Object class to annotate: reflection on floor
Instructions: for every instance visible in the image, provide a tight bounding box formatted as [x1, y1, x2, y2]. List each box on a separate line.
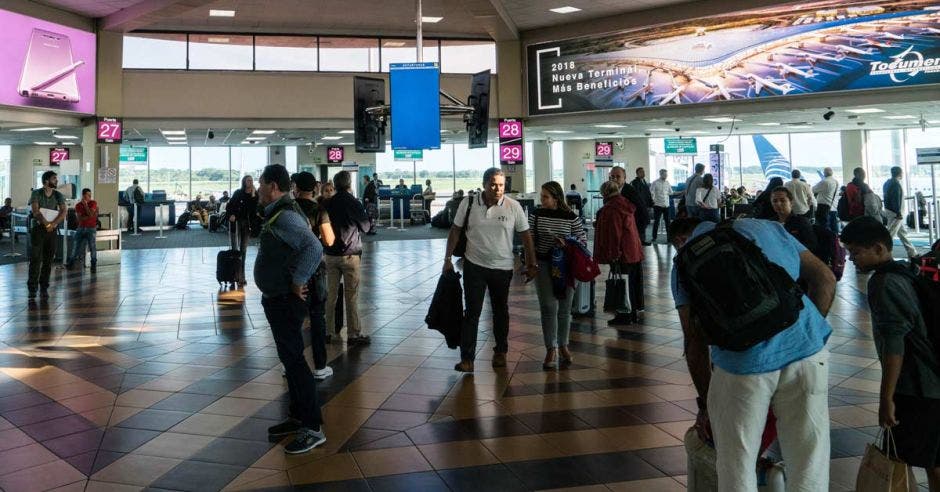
[0, 238, 929, 491]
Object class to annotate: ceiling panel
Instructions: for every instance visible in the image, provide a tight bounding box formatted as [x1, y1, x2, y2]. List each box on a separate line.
[500, 0, 702, 31]
[33, 0, 143, 18]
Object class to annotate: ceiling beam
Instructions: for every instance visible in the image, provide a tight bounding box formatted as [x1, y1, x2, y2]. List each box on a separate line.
[454, 0, 518, 41]
[100, 0, 217, 32]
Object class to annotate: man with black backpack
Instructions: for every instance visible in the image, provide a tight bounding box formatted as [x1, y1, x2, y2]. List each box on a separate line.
[841, 217, 940, 491]
[668, 217, 836, 492]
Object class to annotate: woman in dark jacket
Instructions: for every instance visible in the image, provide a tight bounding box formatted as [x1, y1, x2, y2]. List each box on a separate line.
[224, 175, 259, 284]
[594, 180, 645, 326]
[771, 186, 817, 251]
[752, 177, 784, 220]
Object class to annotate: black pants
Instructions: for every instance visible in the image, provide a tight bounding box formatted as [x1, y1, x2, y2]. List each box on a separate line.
[261, 294, 322, 429]
[636, 215, 650, 243]
[652, 206, 671, 240]
[461, 260, 513, 362]
[306, 267, 329, 370]
[622, 261, 645, 312]
[27, 227, 56, 291]
[815, 204, 830, 225]
[126, 205, 136, 232]
[230, 219, 250, 281]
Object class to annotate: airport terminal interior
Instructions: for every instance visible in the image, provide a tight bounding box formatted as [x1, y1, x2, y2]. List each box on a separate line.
[0, 0, 939, 490]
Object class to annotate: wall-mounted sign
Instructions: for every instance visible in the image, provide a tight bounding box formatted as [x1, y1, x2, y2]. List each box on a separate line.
[595, 142, 613, 162]
[527, 1, 940, 116]
[327, 146, 345, 164]
[390, 62, 441, 150]
[665, 137, 697, 155]
[119, 146, 147, 162]
[96, 117, 123, 144]
[498, 119, 524, 166]
[916, 147, 940, 166]
[49, 147, 69, 164]
[0, 8, 96, 114]
[341, 162, 359, 172]
[394, 149, 423, 161]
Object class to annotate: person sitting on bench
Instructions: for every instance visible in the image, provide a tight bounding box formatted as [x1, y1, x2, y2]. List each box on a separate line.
[189, 195, 209, 228]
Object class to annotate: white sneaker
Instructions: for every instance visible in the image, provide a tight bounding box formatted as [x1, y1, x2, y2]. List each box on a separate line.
[313, 366, 333, 380]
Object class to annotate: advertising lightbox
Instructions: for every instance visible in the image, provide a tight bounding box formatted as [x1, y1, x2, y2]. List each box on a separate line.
[527, 1, 940, 116]
[0, 8, 96, 114]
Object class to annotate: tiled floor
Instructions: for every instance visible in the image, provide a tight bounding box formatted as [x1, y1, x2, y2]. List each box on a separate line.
[0, 237, 930, 491]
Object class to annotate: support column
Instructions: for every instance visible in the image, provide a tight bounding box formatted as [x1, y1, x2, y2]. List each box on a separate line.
[563, 140, 593, 191]
[268, 146, 286, 167]
[841, 130, 866, 185]
[532, 141, 551, 189]
[612, 138, 651, 177]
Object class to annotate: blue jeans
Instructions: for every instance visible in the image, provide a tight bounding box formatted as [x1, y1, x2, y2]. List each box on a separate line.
[534, 259, 574, 348]
[68, 227, 96, 266]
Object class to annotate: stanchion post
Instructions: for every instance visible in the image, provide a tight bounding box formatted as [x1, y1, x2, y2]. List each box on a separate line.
[913, 195, 920, 234]
[4, 213, 23, 257]
[61, 219, 68, 266]
[156, 204, 166, 239]
[398, 198, 406, 231]
[387, 197, 395, 229]
[131, 204, 141, 236]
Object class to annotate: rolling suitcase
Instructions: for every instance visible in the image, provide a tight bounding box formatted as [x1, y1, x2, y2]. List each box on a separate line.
[571, 280, 595, 317]
[216, 250, 242, 288]
[209, 214, 220, 232]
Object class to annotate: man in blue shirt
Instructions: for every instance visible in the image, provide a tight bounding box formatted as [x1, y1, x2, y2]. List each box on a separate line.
[669, 217, 836, 492]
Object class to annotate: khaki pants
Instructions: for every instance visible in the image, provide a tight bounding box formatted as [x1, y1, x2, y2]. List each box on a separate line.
[325, 254, 362, 337]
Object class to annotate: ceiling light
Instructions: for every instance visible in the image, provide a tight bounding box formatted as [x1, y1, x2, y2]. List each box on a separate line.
[685, 131, 708, 134]
[788, 125, 813, 129]
[56, 135, 78, 139]
[883, 115, 917, 120]
[168, 142, 187, 145]
[845, 108, 885, 114]
[160, 130, 186, 135]
[338, 130, 355, 134]
[251, 130, 276, 135]
[164, 136, 187, 140]
[209, 9, 235, 17]
[756, 122, 780, 126]
[11, 127, 57, 132]
[240, 141, 251, 145]
[646, 128, 673, 132]
[703, 117, 737, 123]
[594, 124, 626, 128]
[340, 142, 353, 146]
[246, 137, 267, 141]
[34, 141, 56, 145]
[543, 130, 572, 134]
[421, 16, 443, 23]
[207, 37, 230, 44]
[383, 41, 406, 47]
[61, 142, 75, 145]
[550, 6, 581, 14]
[928, 120, 940, 124]
[321, 136, 343, 140]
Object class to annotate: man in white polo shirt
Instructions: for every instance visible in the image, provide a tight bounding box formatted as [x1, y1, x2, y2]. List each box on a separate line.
[444, 167, 537, 372]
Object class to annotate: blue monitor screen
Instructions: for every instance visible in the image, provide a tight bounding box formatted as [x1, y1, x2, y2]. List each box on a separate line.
[390, 62, 441, 150]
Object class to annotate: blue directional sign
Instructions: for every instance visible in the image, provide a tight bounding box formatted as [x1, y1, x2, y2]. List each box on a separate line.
[390, 62, 441, 150]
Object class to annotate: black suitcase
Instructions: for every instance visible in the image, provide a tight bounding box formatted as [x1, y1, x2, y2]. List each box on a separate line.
[216, 250, 242, 288]
[209, 214, 220, 232]
[176, 211, 191, 230]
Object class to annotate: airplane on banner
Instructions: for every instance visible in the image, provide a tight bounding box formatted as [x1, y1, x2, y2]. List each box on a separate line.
[832, 43, 875, 56]
[860, 38, 896, 49]
[624, 70, 655, 104]
[751, 61, 816, 79]
[726, 71, 795, 95]
[653, 82, 689, 105]
[694, 77, 744, 101]
[844, 26, 905, 40]
[783, 48, 846, 64]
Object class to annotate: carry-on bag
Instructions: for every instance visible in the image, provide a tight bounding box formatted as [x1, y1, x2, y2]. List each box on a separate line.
[856, 427, 918, 492]
[571, 280, 595, 317]
[209, 214, 220, 232]
[216, 250, 242, 288]
[603, 265, 630, 313]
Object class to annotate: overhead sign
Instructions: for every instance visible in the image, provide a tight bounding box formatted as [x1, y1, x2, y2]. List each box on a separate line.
[327, 146, 345, 164]
[49, 147, 69, 165]
[527, 1, 940, 116]
[341, 162, 359, 172]
[119, 146, 147, 162]
[916, 147, 940, 166]
[595, 141, 613, 162]
[96, 117, 123, 144]
[498, 119, 524, 166]
[394, 149, 423, 161]
[665, 137, 697, 154]
[390, 62, 441, 150]
[0, 8, 96, 114]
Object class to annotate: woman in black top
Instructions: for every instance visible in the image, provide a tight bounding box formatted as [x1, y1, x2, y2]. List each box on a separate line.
[225, 175, 259, 284]
[771, 186, 817, 251]
[528, 181, 588, 370]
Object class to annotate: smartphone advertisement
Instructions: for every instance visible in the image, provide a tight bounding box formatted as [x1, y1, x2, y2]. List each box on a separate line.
[527, 1, 940, 115]
[0, 8, 96, 114]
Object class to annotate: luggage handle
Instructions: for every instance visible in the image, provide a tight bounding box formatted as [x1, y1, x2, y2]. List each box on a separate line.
[875, 426, 901, 461]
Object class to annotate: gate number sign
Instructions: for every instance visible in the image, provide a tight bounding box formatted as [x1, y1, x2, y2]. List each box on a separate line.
[498, 119, 524, 166]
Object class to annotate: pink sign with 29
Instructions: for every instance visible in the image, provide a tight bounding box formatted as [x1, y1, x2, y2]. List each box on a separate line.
[498, 118, 524, 166]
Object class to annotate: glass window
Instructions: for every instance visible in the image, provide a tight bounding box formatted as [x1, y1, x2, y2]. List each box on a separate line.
[441, 40, 497, 74]
[231, 146, 268, 184]
[190, 147, 231, 201]
[380, 39, 439, 71]
[149, 147, 191, 202]
[904, 128, 940, 199]
[319, 37, 379, 72]
[285, 146, 298, 174]
[550, 141, 564, 184]
[454, 142, 496, 194]
[188, 34, 253, 70]
[789, 132, 842, 187]
[866, 129, 904, 197]
[123, 33, 187, 69]
[255, 36, 318, 71]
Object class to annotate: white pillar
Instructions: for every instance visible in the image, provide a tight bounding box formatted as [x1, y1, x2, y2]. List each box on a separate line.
[532, 141, 551, 189]
[613, 138, 651, 177]
[563, 140, 593, 192]
[840, 130, 866, 185]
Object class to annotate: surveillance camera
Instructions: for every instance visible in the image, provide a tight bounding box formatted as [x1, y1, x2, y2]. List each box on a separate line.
[823, 110, 835, 121]
[857, 121, 866, 126]
[51, 130, 57, 136]
[665, 121, 674, 126]
[208, 130, 215, 140]
[717, 126, 723, 130]
[644, 132, 651, 137]
[675, 128, 681, 132]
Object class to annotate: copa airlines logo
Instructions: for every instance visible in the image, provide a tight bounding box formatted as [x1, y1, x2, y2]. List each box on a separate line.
[869, 46, 940, 83]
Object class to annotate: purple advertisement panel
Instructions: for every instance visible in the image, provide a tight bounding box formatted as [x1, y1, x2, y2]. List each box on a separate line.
[0, 8, 96, 114]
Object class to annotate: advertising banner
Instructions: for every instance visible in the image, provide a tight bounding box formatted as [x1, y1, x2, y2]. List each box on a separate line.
[527, 1, 940, 116]
[0, 8, 96, 114]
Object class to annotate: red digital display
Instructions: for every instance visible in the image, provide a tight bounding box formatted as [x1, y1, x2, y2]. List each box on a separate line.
[49, 147, 69, 165]
[96, 117, 123, 144]
[498, 118, 524, 166]
[595, 142, 613, 157]
[327, 146, 344, 164]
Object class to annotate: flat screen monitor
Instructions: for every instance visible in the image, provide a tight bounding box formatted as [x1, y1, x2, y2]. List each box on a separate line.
[467, 70, 490, 149]
[353, 76, 386, 153]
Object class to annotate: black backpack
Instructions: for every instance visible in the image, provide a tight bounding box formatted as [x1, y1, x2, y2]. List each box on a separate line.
[873, 260, 940, 359]
[836, 192, 851, 221]
[676, 223, 805, 351]
[133, 187, 145, 204]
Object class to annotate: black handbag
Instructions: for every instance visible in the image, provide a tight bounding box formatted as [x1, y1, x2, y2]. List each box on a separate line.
[603, 264, 629, 312]
[452, 194, 474, 258]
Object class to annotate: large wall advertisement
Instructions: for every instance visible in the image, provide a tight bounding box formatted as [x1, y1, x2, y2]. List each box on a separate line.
[527, 1, 940, 116]
[0, 8, 96, 114]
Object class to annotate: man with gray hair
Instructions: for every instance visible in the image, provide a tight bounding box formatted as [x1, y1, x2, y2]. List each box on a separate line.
[812, 167, 840, 233]
[445, 167, 537, 372]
